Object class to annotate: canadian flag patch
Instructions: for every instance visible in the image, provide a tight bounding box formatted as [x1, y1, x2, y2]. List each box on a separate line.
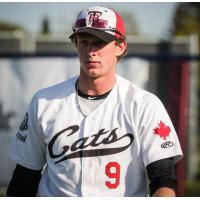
[153, 121, 171, 140]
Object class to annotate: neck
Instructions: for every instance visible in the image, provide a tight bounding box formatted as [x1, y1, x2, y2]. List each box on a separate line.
[78, 74, 116, 96]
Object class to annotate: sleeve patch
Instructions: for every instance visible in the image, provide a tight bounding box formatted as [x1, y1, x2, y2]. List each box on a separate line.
[19, 112, 29, 131]
[153, 121, 171, 140]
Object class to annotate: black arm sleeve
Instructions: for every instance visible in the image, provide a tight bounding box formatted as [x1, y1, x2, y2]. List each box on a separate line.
[146, 157, 177, 196]
[6, 164, 42, 197]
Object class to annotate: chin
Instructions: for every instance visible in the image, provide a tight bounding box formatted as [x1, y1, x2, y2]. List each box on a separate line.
[86, 69, 99, 77]
[88, 72, 104, 80]
[81, 67, 103, 79]
[87, 73, 99, 79]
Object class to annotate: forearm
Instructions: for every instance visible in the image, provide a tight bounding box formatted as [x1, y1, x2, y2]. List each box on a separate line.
[146, 157, 177, 197]
[153, 187, 176, 197]
[7, 164, 42, 196]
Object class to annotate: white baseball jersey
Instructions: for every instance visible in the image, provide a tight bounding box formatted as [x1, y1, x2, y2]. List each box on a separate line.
[9, 75, 183, 196]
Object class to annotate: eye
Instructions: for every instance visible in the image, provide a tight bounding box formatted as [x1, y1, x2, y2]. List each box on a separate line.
[94, 40, 106, 47]
[79, 39, 88, 45]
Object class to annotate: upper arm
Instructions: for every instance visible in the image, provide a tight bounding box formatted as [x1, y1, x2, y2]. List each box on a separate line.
[138, 95, 182, 166]
[9, 93, 46, 170]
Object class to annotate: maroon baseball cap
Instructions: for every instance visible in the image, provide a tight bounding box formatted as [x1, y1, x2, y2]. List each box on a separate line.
[69, 6, 126, 43]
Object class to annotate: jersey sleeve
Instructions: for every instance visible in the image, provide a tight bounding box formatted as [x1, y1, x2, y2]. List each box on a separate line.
[138, 94, 183, 167]
[8, 93, 46, 170]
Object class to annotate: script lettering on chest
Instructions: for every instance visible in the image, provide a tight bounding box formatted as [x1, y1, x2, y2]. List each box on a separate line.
[48, 125, 134, 164]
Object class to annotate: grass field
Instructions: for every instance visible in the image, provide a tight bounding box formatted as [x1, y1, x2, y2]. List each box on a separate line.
[0, 186, 7, 197]
[185, 181, 200, 196]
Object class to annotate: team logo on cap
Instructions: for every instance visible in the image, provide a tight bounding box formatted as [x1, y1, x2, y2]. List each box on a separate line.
[153, 121, 171, 140]
[88, 11, 102, 22]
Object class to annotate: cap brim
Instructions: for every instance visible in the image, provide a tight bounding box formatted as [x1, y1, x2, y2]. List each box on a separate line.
[69, 27, 115, 43]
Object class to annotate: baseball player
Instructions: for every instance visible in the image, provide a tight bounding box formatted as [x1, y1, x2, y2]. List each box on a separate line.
[7, 5, 183, 197]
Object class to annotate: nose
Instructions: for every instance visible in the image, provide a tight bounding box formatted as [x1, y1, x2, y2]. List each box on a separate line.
[86, 43, 97, 56]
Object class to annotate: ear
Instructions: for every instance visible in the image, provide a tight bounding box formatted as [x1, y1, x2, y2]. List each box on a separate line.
[115, 40, 127, 57]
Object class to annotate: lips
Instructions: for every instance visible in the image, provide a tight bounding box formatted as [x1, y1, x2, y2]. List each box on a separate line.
[86, 60, 100, 64]
[85, 60, 100, 69]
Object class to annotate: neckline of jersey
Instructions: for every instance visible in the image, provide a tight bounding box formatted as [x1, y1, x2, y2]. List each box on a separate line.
[75, 79, 112, 100]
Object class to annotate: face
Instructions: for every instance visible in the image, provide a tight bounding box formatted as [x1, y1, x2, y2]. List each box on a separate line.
[76, 33, 125, 80]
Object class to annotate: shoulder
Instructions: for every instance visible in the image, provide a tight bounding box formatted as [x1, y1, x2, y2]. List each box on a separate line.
[27, 76, 78, 113]
[116, 74, 160, 105]
[116, 75, 166, 120]
[27, 76, 78, 119]
[33, 76, 78, 101]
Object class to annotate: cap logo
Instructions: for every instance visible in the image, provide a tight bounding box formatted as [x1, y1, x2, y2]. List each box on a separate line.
[88, 11, 102, 22]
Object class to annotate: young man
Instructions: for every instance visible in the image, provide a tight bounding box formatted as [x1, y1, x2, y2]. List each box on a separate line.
[7, 5, 183, 197]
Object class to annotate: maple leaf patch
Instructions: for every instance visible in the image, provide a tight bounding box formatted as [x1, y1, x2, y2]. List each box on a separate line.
[153, 121, 171, 140]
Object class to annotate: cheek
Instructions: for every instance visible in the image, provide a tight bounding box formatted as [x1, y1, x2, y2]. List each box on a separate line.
[77, 48, 85, 61]
[102, 47, 117, 63]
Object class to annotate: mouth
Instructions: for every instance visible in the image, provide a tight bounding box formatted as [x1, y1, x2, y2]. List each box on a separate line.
[86, 60, 100, 64]
[85, 60, 100, 69]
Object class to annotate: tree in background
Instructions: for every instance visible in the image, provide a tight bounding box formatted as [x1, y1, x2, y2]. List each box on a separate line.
[0, 21, 24, 31]
[171, 3, 200, 37]
[170, 2, 200, 196]
[41, 17, 51, 35]
[121, 11, 139, 36]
